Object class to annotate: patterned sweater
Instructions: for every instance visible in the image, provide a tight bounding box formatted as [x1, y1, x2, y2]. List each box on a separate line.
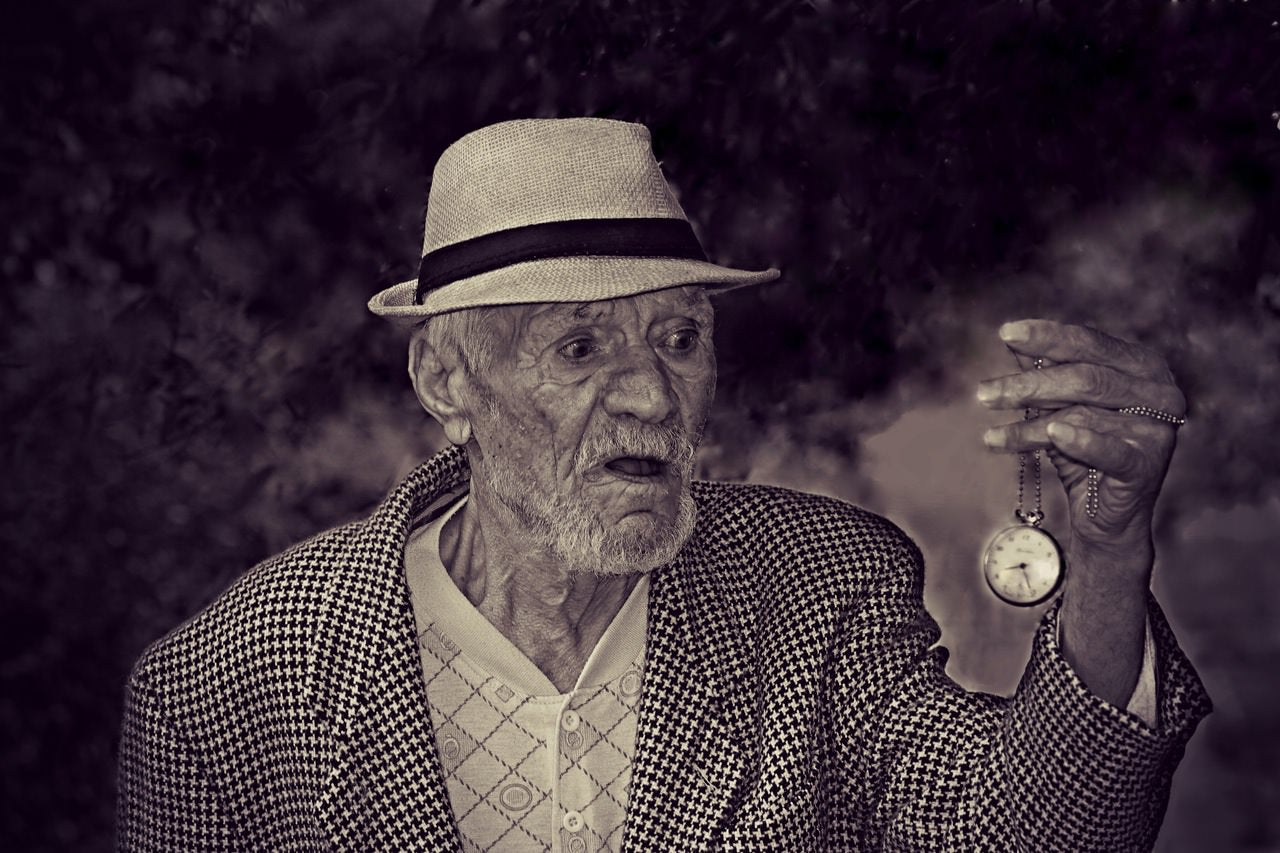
[117, 447, 1211, 851]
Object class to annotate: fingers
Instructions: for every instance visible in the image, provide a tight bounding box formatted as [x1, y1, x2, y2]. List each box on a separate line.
[977, 363, 1187, 414]
[1044, 422, 1145, 480]
[983, 406, 1173, 482]
[1007, 348, 1056, 373]
[999, 319, 1173, 381]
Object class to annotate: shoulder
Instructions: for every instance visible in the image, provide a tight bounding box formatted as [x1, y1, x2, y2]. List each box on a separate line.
[691, 479, 925, 598]
[127, 519, 362, 696]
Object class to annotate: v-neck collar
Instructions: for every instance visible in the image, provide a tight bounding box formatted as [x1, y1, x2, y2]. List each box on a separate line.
[304, 447, 751, 851]
[404, 494, 650, 697]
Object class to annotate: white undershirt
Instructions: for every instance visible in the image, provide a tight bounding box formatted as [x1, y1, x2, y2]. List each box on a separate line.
[405, 497, 648, 853]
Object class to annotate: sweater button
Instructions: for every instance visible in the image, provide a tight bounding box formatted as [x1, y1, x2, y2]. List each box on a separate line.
[562, 810, 585, 833]
[620, 670, 642, 698]
[561, 710, 581, 732]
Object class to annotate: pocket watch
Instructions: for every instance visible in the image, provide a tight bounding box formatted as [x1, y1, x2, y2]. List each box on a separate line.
[982, 518, 1063, 606]
[981, 356, 1064, 606]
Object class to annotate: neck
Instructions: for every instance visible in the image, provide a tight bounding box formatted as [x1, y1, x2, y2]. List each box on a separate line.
[438, 485, 641, 692]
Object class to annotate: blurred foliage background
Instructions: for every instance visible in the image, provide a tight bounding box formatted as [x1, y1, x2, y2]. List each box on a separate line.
[3, 0, 1279, 849]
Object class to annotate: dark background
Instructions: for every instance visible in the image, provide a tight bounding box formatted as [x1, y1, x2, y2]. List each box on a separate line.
[3, 0, 1278, 849]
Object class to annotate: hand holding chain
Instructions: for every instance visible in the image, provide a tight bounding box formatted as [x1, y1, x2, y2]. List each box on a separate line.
[1085, 406, 1186, 518]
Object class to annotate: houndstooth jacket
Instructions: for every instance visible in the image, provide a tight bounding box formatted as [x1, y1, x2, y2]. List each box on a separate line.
[118, 447, 1210, 852]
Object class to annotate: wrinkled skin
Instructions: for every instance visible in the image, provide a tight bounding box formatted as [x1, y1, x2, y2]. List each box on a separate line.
[409, 285, 715, 689]
[461, 286, 715, 574]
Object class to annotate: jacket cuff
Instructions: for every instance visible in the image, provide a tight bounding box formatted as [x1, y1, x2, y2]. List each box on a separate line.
[1035, 592, 1211, 741]
[998, 594, 1212, 849]
[1054, 609, 1158, 727]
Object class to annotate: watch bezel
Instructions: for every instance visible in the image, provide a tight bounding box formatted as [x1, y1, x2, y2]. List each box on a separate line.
[981, 524, 1065, 607]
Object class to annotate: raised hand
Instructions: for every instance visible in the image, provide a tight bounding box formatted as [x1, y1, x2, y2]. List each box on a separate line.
[977, 319, 1185, 561]
[975, 318, 1187, 708]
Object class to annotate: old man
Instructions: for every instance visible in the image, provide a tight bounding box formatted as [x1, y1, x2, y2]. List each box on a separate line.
[118, 118, 1210, 851]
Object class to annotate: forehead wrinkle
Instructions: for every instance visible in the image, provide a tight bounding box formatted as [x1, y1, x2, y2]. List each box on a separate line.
[572, 301, 613, 320]
[521, 290, 712, 342]
[523, 301, 606, 329]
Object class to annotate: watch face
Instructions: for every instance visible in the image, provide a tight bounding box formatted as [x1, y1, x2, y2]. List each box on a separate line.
[982, 525, 1064, 606]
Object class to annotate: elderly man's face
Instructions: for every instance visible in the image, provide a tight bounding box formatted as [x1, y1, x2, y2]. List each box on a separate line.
[461, 286, 715, 574]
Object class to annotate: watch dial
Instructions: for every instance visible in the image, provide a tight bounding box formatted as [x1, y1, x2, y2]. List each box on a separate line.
[982, 525, 1064, 606]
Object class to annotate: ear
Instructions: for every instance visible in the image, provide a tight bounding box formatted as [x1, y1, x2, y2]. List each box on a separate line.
[408, 331, 473, 447]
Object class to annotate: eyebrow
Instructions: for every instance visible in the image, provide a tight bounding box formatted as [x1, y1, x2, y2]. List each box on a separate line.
[549, 291, 711, 327]
[679, 286, 708, 307]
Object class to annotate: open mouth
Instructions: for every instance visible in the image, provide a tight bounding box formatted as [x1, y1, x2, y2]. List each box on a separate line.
[603, 456, 667, 479]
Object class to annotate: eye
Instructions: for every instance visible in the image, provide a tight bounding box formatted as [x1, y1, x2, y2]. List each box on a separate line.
[557, 337, 597, 361]
[663, 328, 700, 353]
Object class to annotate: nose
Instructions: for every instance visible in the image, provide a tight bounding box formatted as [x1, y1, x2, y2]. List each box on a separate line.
[602, 345, 676, 424]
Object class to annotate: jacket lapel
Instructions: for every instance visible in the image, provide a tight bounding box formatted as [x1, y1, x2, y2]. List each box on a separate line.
[304, 448, 755, 850]
[309, 449, 469, 851]
[624, 525, 756, 850]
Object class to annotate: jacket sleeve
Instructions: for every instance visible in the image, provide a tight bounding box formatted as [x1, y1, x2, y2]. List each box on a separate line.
[827, 527, 1211, 852]
[117, 665, 241, 852]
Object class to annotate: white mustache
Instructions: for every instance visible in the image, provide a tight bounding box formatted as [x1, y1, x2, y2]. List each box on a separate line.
[575, 420, 696, 473]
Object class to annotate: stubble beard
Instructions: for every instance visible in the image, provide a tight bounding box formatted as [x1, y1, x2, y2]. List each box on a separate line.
[473, 416, 701, 576]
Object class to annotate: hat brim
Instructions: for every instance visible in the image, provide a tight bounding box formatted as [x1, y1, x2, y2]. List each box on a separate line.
[367, 256, 780, 322]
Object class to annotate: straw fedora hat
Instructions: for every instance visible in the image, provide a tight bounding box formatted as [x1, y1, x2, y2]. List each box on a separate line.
[368, 117, 780, 320]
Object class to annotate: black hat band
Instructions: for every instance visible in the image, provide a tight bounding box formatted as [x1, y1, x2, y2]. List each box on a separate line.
[415, 217, 708, 305]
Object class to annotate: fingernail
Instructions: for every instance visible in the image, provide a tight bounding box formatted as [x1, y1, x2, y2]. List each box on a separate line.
[999, 321, 1030, 343]
[1047, 422, 1075, 442]
[982, 428, 1005, 448]
[976, 383, 999, 404]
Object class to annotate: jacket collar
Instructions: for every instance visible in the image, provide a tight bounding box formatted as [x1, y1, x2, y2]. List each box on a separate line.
[306, 447, 752, 850]
[625, 509, 757, 848]
[310, 448, 469, 850]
